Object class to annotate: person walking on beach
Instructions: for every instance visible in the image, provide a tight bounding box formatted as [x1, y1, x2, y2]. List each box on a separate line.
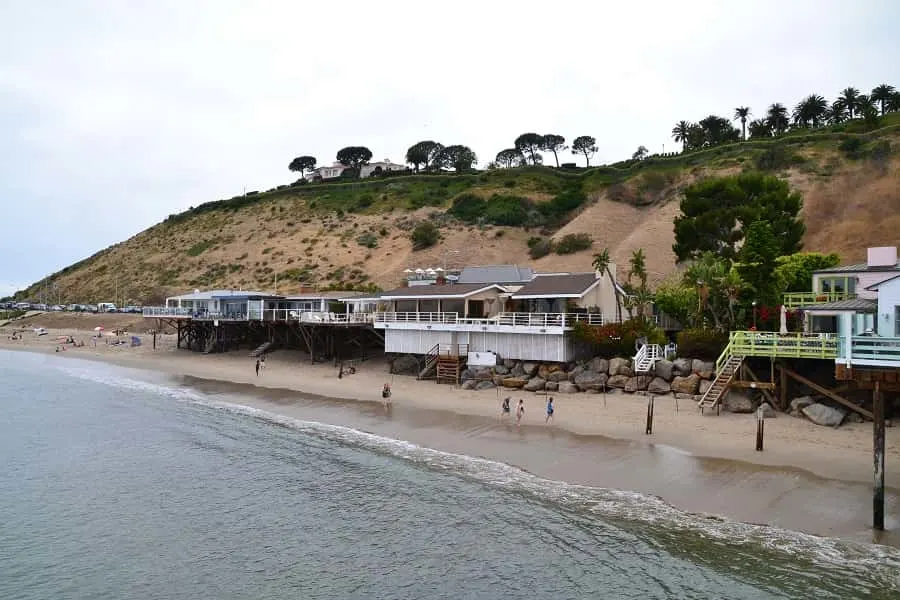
[545, 397, 555, 424]
[515, 399, 525, 427]
[382, 382, 392, 408]
[260, 355, 266, 370]
[501, 396, 511, 419]
[255, 359, 260, 376]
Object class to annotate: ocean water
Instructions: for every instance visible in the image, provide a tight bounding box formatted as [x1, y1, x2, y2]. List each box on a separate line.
[1, 350, 899, 600]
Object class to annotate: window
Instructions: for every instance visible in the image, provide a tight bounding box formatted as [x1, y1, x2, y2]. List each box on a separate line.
[819, 277, 855, 295]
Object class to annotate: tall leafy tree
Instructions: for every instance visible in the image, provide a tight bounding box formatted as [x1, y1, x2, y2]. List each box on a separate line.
[539, 134, 567, 167]
[698, 115, 740, 145]
[683, 253, 746, 331]
[288, 155, 316, 178]
[671, 120, 691, 152]
[773, 252, 841, 293]
[826, 100, 848, 124]
[792, 95, 828, 128]
[495, 148, 524, 168]
[673, 172, 805, 263]
[747, 119, 771, 138]
[733, 107, 751, 140]
[736, 221, 780, 305]
[888, 91, 900, 113]
[336, 146, 372, 168]
[686, 124, 706, 150]
[623, 248, 651, 321]
[857, 94, 879, 125]
[766, 103, 790, 135]
[514, 133, 544, 165]
[405, 141, 443, 172]
[437, 145, 478, 173]
[591, 248, 622, 323]
[871, 84, 897, 115]
[838, 87, 860, 119]
[632, 145, 649, 160]
[571, 135, 598, 166]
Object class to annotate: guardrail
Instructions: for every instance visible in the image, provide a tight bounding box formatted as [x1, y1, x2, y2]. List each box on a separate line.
[729, 331, 839, 359]
[374, 312, 617, 327]
[142, 307, 194, 318]
[843, 336, 900, 365]
[782, 291, 856, 309]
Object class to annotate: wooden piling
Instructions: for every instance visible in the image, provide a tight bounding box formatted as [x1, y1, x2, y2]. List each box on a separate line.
[645, 395, 654, 435]
[755, 406, 764, 452]
[873, 381, 885, 531]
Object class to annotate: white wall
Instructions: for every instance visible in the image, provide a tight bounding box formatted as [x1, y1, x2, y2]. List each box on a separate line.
[384, 329, 571, 362]
[876, 277, 900, 336]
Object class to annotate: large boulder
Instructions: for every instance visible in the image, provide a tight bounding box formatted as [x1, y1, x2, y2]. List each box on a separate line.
[537, 364, 555, 380]
[625, 375, 653, 393]
[698, 379, 713, 396]
[474, 368, 494, 381]
[647, 377, 671, 394]
[607, 374, 630, 389]
[493, 364, 510, 376]
[574, 371, 609, 391]
[790, 396, 816, 413]
[692, 359, 716, 379]
[511, 362, 525, 377]
[391, 355, 420, 375]
[502, 376, 529, 389]
[461, 379, 478, 390]
[608, 357, 632, 377]
[802, 403, 847, 427]
[549, 370, 570, 383]
[671, 374, 701, 395]
[673, 358, 693, 377]
[567, 365, 587, 382]
[587, 356, 609, 374]
[558, 381, 580, 394]
[503, 358, 515, 369]
[758, 402, 777, 418]
[544, 381, 559, 392]
[654, 359, 674, 381]
[460, 368, 476, 382]
[723, 391, 754, 413]
[475, 380, 496, 391]
[523, 377, 546, 392]
[521, 362, 539, 377]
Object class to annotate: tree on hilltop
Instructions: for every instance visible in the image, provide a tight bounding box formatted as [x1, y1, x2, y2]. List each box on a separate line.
[514, 133, 544, 165]
[673, 172, 804, 263]
[632, 145, 648, 161]
[496, 148, 524, 168]
[698, 115, 740, 145]
[747, 119, 771, 138]
[733, 107, 751, 140]
[436, 145, 478, 173]
[405, 141, 444, 172]
[336, 146, 373, 168]
[888, 91, 900, 113]
[539, 134, 567, 167]
[792, 95, 828, 128]
[766, 103, 790, 135]
[838, 87, 860, 119]
[571, 135, 597, 166]
[826, 100, 848, 124]
[871, 84, 896, 115]
[288, 156, 316, 178]
[671, 121, 691, 152]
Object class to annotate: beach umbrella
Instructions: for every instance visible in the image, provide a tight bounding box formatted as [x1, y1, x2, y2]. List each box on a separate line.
[414, 268, 425, 274]
[434, 267, 445, 272]
[403, 268, 413, 273]
[426, 268, 437, 274]
[94, 326, 104, 332]
[779, 305, 788, 334]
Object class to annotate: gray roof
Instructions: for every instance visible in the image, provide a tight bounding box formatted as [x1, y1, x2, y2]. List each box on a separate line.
[510, 273, 600, 299]
[801, 298, 877, 312]
[814, 262, 900, 274]
[286, 291, 366, 300]
[457, 265, 534, 285]
[866, 273, 900, 290]
[168, 289, 277, 301]
[379, 283, 504, 299]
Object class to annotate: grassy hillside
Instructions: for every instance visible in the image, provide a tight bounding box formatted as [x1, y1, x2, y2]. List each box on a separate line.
[17, 116, 900, 304]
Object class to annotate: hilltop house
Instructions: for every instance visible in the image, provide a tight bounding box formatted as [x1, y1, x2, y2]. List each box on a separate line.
[307, 158, 407, 182]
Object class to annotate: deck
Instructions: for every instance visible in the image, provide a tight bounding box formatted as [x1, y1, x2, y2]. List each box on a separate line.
[725, 331, 900, 368]
[142, 307, 373, 326]
[781, 291, 856, 309]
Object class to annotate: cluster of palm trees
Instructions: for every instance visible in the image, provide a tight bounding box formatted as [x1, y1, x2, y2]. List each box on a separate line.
[672, 83, 899, 151]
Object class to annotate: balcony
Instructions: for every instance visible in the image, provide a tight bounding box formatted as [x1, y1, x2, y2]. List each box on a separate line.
[782, 291, 856, 309]
[728, 331, 839, 359]
[839, 335, 900, 367]
[142, 307, 194, 318]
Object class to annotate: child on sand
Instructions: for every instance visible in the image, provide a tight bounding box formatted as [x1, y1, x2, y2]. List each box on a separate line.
[516, 399, 525, 427]
[545, 397, 554, 424]
[382, 383, 392, 407]
[501, 397, 511, 419]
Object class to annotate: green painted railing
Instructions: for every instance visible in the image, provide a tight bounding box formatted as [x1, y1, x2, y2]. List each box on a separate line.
[729, 331, 839, 359]
[714, 341, 734, 375]
[781, 291, 856, 309]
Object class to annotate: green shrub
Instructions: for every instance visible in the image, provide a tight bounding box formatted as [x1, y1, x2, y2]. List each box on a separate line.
[754, 145, 793, 170]
[526, 236, 543, 248]
[448, 193, 485, 222]
[838, 137, 863, 159]
[356, 232, 378, 248]
[186, 240, 214, 257]
[411, 222, 440, 250]
[553, 233, 592, 254]
[483, 194, 531, 226]
[528, 238, 552, 259]
[676, 329, 729, 360]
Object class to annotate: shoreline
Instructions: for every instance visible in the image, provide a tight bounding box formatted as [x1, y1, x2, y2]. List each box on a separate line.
[2, 328, 899, 544]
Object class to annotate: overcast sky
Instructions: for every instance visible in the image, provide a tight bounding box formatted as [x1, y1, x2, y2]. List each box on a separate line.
[1, 0, 898, 297]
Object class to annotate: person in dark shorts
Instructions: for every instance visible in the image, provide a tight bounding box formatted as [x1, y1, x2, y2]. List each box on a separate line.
[501, 397, 511, 418]
[382, 383, 392, 407]
[545, 397, 555, 424]
[255, 359, 260, 376]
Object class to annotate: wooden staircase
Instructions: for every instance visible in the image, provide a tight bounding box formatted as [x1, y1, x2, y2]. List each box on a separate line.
[698, 349, 744, 415]
[418, 343, 469, 384]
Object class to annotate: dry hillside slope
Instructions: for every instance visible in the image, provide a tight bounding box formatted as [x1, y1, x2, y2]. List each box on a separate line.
[17, 127, 900, 303]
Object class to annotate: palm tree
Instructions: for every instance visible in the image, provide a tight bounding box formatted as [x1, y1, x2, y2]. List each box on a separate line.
[826, 100, 848, 125]
[838, 87, 860, 119]
[793, 95, 828, 128]
[871, 84, 896, 115]
[766, 103, 789, 135]
[627, 248, 650, 320]
[857, 94, 879, 125]
[747, 119, 771, 138]
[592, 248, 622, 323]
[888, 92, 900, 113]
[671, 120, 691, 152]
[733, 107, 751, 140]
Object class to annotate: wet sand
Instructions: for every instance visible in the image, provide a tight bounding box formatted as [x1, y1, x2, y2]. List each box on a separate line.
[2, 327, 899, 545]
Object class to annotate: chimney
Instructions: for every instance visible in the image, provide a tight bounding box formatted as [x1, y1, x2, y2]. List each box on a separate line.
[867, 246, 897, 268]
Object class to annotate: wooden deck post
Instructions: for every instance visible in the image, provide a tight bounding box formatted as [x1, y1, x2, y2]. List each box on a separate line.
[779, 362, 787, 410]
[873, 381, 885, 530]
[645, 395, 654, 435]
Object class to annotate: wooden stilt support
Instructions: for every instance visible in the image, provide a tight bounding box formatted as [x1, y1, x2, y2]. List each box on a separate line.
[645, 395, 654, 435]
[873, 381, 885, 531]
[755, 406, 765, 451]
[780, 361, 788, 411]
[778, 365, 872, 420]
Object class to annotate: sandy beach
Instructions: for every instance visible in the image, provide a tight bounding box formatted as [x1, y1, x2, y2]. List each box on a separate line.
[3, 322, 899, 543]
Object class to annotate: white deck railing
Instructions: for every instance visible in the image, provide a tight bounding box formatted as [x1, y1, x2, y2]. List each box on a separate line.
[374, 312, 616, 327]
[142, 307, 194, 318]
